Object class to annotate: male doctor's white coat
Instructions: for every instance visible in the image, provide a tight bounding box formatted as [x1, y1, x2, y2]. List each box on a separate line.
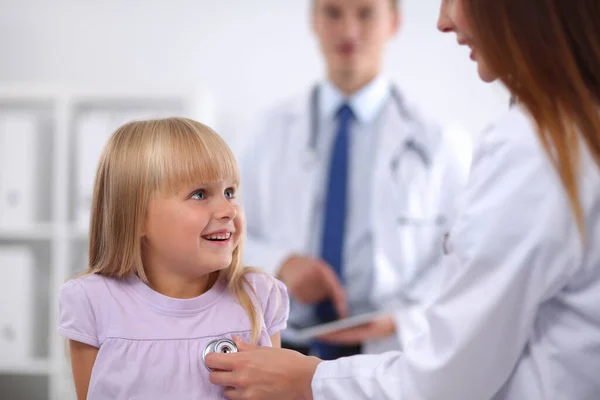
[239, 85, 472, 352]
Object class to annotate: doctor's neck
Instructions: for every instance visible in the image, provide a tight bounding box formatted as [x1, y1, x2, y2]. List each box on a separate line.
[328, 69, 380, 96]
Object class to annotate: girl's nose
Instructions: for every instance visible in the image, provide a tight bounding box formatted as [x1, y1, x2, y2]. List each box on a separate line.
[214, 197, 237, 220]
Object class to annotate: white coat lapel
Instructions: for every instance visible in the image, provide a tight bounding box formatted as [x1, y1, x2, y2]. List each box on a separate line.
[370, 100, 428, 306]
[277, 95, 321, 252]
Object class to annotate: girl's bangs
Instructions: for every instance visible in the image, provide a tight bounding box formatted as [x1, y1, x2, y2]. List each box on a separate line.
[150, 119, 240, 194]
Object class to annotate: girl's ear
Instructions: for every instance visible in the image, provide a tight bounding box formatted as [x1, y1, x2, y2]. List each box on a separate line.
[140, 208, 148, 237]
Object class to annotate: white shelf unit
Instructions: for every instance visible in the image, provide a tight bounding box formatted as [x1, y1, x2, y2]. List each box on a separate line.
[0, 85, 215, 400]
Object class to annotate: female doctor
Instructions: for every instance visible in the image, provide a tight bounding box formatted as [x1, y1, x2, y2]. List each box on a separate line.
[206, 0, 600, 398]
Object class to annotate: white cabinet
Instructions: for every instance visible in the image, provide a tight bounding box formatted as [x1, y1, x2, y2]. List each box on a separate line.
[0, 113, 40, 229]
[0, 247, 35, 360]
[0, 85, 214, 400]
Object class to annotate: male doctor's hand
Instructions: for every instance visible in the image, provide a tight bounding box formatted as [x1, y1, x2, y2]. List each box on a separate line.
[278, 255, 348, 319]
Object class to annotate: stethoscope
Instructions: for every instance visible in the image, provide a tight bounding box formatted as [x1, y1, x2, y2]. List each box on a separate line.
[306, 84, 444, 306]
[307, 83, 431, 172]
[202, 338, 238, 371]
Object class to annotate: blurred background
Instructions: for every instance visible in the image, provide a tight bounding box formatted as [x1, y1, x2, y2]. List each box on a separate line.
[0, 0, 509, 398]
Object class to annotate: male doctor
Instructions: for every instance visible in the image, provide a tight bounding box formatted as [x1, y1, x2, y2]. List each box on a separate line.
[240, 0, 469, 360]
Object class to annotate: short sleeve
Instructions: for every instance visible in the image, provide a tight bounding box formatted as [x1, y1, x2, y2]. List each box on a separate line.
[264, 277, 290, 335]
[58, 279, 100, 348]
[246, 272, 290, 336]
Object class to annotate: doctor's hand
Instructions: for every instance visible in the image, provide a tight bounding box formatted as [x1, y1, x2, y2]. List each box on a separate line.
[207, 337, 321, 400]
[316, 315, 396, 345]
[278, 255, 348, 318]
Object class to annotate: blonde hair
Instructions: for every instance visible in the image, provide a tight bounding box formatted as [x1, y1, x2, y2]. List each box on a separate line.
[84, 117, 265, 344]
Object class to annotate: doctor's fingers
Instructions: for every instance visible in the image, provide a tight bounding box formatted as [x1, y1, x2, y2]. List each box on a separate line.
[222, 386, 258, 400]
[223, 387, 281, 400]
[209, 357, 279, 398]
[210, 369, 243, 390]
[206, 350, 248, 372]
[318, 264, 348, 318]
[207, 342, 268, 378]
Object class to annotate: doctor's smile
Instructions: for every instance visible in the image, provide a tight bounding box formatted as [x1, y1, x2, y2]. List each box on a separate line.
[457, 37, 477, 61]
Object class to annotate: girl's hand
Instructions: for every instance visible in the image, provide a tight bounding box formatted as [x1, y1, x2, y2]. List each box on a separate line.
[207, 337, 320, 400]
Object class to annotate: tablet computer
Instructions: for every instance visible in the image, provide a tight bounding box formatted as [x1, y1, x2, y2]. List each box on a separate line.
[293, 309, 392, 341]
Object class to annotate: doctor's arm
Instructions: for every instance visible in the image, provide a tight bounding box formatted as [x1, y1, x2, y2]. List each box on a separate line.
[207, 122, 581, 400]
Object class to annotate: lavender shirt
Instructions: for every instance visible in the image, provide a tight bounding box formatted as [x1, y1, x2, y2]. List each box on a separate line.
[58, 271, 289, 399]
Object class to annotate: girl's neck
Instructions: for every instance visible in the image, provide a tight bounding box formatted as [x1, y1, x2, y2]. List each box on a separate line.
[144, 269, 219, 299]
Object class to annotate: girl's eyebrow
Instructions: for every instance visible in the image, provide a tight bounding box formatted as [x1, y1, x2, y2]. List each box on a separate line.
[187, 181, 237, 190]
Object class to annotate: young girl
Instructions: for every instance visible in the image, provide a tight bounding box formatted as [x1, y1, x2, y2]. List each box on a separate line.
[58, 117, 289, 399]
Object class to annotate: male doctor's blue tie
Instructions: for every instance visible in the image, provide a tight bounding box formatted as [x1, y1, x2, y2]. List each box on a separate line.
[313, 103, 354, 360]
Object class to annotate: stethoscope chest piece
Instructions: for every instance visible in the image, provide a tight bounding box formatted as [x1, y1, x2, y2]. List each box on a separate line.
[202, 339, 238, 371]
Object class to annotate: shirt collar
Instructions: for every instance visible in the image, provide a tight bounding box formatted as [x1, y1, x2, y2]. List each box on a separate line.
[320, 74, 391, 124]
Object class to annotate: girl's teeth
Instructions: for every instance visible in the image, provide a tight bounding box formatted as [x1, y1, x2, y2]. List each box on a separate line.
[205, 233, 231, 240]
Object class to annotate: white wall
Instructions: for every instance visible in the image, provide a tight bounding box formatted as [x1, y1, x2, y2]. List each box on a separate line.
[0, 0, 509, 151]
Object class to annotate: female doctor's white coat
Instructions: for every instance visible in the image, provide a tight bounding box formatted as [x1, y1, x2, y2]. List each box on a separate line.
[310, 105, 600, 399]
[239, 85, 471, 347]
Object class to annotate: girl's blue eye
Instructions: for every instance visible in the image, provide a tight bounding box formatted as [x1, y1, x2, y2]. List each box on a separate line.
[191, 190, 205, 200]
[359, 8, 373, 19]
[225, 188, 235, 199]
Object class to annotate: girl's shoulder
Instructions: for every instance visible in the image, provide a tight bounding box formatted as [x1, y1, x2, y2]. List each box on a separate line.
[58, 273, 126, 348]
[241, 269, 288, 300]
[60, 272, 125, 301]
[240, 268, 290, 327]
[59, 273, 133, 324]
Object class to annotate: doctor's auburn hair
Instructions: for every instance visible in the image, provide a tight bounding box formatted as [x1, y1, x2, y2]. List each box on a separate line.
[83, 117, 273, 345]
[313, 0, 400, 7]
[463, 0, 600, 232]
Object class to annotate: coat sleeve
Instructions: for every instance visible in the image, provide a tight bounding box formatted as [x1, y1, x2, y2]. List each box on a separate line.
[311, 108, 583, 399]
[238, 110, 297, 277]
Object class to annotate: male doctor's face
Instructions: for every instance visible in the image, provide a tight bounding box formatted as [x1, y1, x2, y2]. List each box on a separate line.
[312, 0, 400, 83]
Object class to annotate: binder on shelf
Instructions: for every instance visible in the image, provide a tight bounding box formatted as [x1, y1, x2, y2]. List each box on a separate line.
[0, 246, 35, 362]
[75, 111, 113, 230]
[0, 112, 39, 229]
